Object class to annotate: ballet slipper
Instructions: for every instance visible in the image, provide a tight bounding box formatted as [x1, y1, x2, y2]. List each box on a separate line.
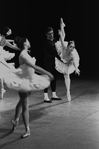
[21, 131, 30, 138]
[11, 119, 19, 131]
[67, 92, 71, 102]
[60, 18, 66, 27]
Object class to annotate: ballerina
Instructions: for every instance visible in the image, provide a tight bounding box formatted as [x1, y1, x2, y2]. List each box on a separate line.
[0, 27, 19, 99]
[55, 18, 80, 101]
[2, 36, 53, 138]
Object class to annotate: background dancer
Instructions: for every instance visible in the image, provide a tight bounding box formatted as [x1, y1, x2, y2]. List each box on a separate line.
[55, 18, 80, 101]
[0, 27, 19, 99]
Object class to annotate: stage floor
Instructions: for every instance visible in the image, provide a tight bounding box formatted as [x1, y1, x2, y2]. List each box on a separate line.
[0, 78, 99, 149]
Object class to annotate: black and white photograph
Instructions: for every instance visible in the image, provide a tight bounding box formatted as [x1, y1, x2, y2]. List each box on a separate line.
[0, 0, 99, 149]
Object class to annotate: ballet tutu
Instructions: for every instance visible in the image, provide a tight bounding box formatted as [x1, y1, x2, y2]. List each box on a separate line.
[0, 46, 15, 61]
[55, 48, 80, 74]
[4, 73, 50, 92]
[0, 57, 51, 92]
[55, 57, 75, 74]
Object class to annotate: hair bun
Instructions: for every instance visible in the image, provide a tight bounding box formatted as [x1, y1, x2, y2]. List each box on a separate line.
[14, 36, 26, 50]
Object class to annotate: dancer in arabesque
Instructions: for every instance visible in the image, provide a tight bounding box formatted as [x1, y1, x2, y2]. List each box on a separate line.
[2, 36, 53, 138]
[55, 18, 80, 101]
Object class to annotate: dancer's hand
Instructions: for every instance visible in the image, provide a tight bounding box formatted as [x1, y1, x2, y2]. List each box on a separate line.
[75, 68, 80, 75]
[15, 68, 22, 73]
[48, 72, 54, 81]
[32, 57, 36, 64]
[11, 68, 22, 73]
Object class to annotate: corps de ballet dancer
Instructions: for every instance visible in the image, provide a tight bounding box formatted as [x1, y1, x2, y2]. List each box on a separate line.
[0, 27, 19, 99]
[55, 18, 80, 101]
[1, 36, 53, 138]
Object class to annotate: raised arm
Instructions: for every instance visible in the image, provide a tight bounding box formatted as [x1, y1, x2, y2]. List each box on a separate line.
[5, 40, 20, 50]
[6, 39, 14, 42]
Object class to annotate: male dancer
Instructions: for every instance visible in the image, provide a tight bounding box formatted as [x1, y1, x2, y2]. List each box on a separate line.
[43, 27, 62, 102]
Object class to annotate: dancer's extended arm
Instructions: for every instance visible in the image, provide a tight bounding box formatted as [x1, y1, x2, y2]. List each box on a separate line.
[5, 40, 20, 50]
[72, 59, 80, 75]
[6, 39, 14, 42]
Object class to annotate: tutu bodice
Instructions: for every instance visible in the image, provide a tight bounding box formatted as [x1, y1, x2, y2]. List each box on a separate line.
[19, 64, 35, 80]
[55, 40, 80, 74]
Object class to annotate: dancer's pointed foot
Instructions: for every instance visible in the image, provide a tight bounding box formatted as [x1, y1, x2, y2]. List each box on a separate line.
[60, 18, 66, 27]
[0, 89, 6, 99]
[11, 119, 19, 131]
[67, 92, 71, 102]
[21, 130, 30, 138]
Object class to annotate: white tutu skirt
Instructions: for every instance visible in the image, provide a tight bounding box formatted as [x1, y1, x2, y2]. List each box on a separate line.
[0, 46, 15, 61]
[55, 40, 80, 74]
[0, 61, 15, 78]
[0, 59, 50, 92]
[4, 73, 50, 92]
[55, 57, 75, 74]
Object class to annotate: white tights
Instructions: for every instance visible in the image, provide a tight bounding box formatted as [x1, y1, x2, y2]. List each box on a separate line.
[64, 74, 71, 101]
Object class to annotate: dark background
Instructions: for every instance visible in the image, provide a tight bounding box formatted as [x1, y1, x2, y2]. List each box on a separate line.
[0, 0, 99, 80]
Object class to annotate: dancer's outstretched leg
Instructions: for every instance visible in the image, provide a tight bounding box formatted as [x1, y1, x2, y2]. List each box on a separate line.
[60, 18, 66, 40]
[64, 73, 71, 101]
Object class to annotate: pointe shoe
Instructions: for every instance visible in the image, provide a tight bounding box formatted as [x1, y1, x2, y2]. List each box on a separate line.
[67, 92, 71, 102]
[61, 18, 65, 27]
[21, 131, 30, 138]
[11, 119, 19, 131]
[0, 89, 6, 99]
[62, 22, 65, 27]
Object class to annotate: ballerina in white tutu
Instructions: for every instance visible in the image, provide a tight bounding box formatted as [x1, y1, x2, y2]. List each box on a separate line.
[55, 18, 80, 101]
[2, 36, 53, 138]
[0, 27, 19, 99]
[0, 27, 19, 57]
